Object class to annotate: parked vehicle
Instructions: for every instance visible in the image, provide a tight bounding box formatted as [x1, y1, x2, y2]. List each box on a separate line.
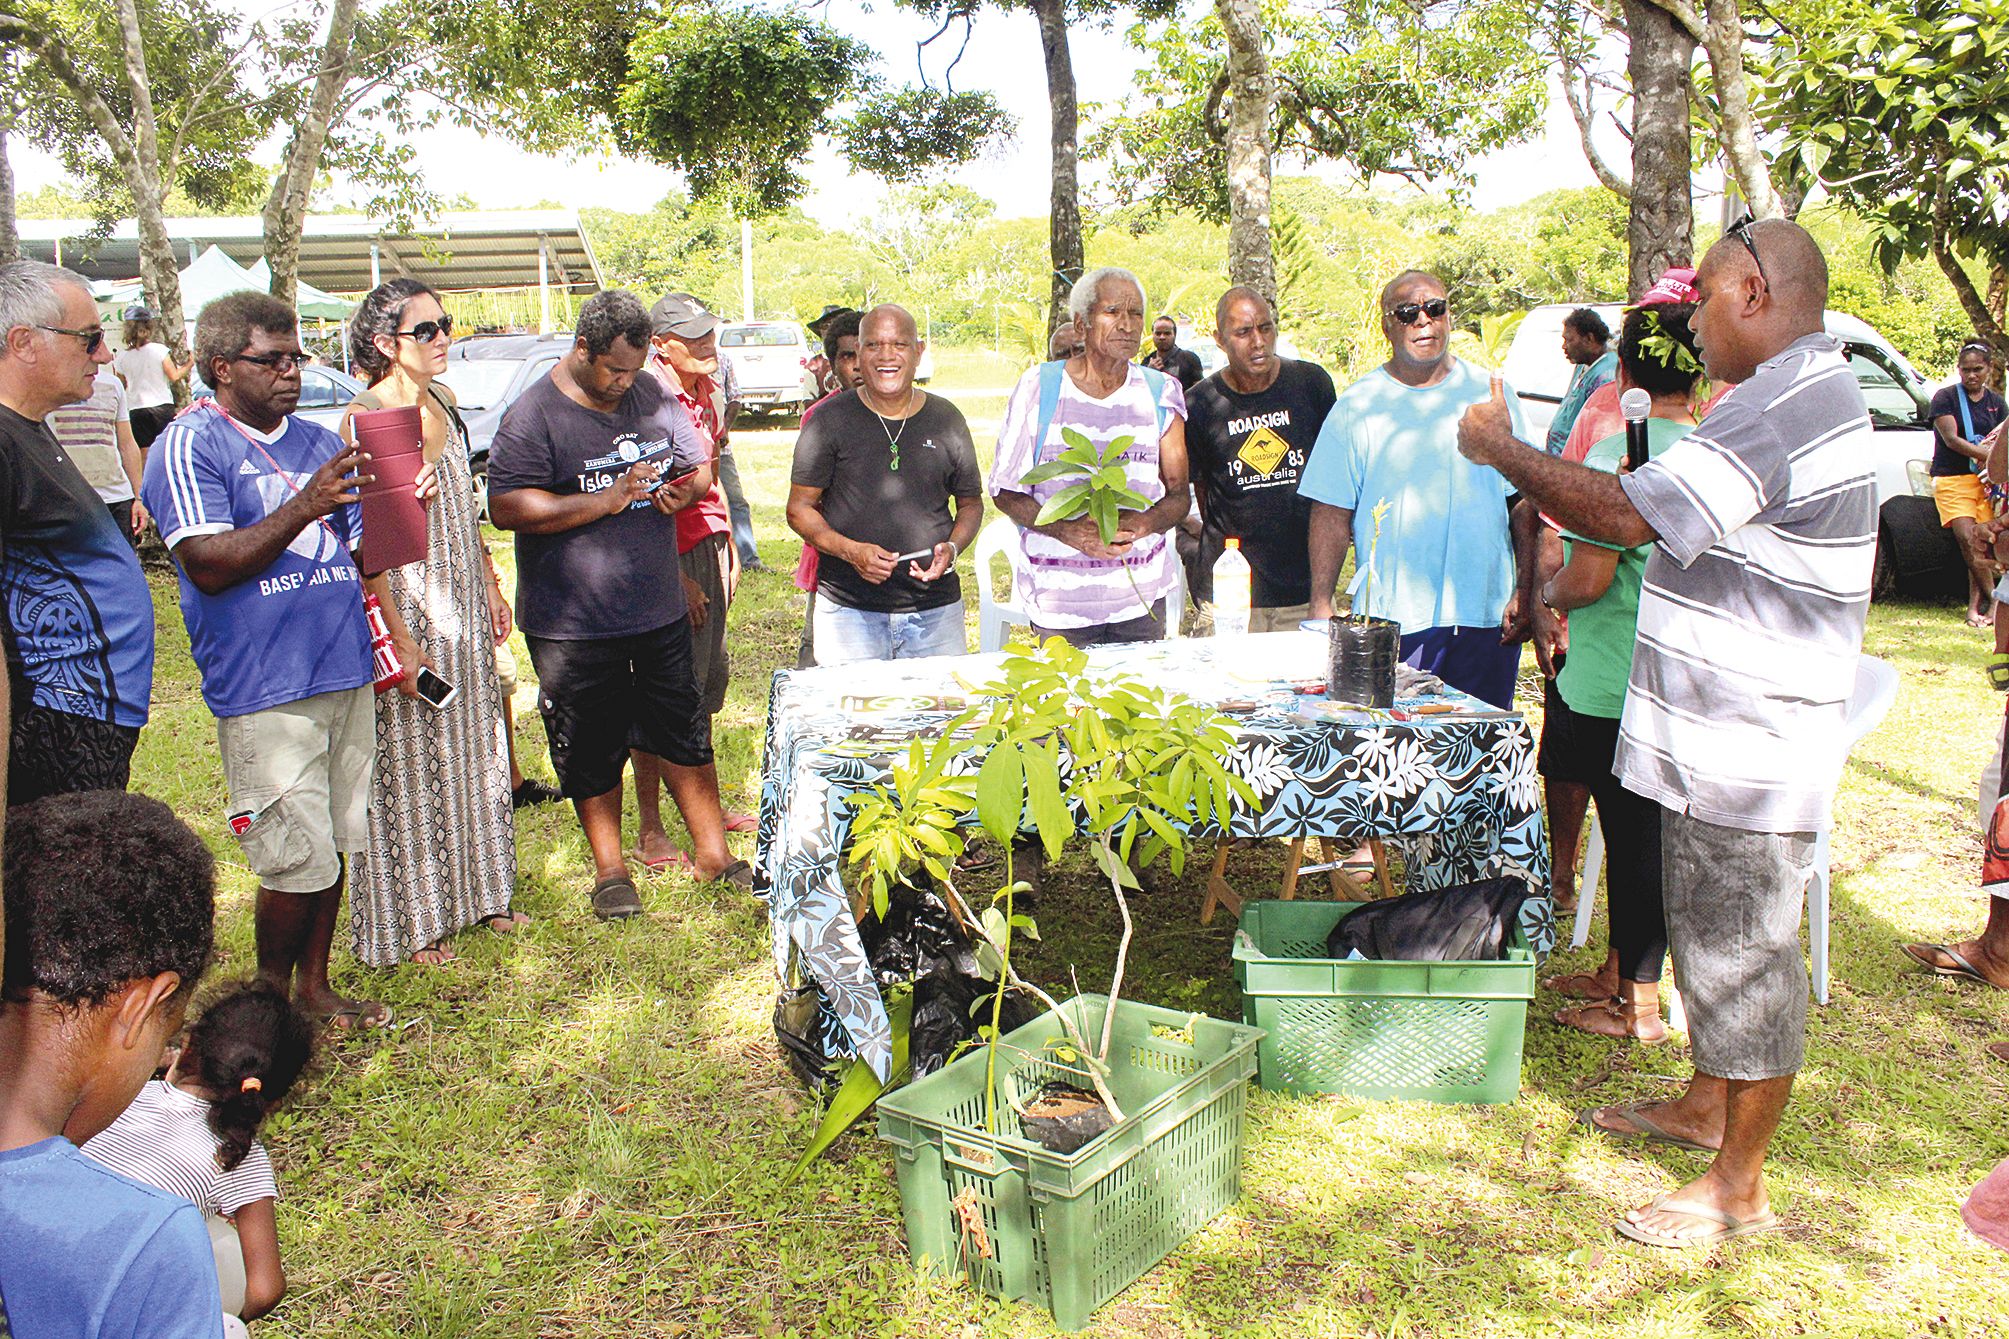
[718, 321, 817, 416]
[437, 334, 571, 521]
[190, 362, 364, 433]
[1500, 303, 1962, 600]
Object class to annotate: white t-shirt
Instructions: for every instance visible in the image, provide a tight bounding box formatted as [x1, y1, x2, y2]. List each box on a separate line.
[114, 342, 175, 408]
[45, 368, 134, 503]
[81, 1079, 279, 1215]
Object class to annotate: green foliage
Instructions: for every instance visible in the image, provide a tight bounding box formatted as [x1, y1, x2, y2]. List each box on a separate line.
[1021, 428, 1154, 543]
[787, 986, 912, 1180]
[1090, 0, 1549, 220]
[1754, 0, 2009, 303]
[838, 88, 1016, 184]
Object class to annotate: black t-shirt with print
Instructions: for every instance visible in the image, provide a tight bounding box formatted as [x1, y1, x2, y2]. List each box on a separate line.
[791, 390, 981, 614]
[1142, 346, 1205, 391]
[1928, 384, 2007, 476]
[1183, 359, 1338, 608]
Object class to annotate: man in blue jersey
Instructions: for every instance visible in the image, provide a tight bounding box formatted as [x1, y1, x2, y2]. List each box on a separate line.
[0, 260, 156, 801]
[0, 791, 223, 1338]
[140, 290, 387, 1032]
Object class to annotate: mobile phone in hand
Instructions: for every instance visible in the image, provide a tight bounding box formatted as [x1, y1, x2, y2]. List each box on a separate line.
[652, 463, 701, 492]
[413, 666, 459, 710]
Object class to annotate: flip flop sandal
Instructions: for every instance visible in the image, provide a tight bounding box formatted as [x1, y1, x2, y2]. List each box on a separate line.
[478, 909, 531, 933]
[1554, 999, 1668, 1044]
[591, 876, 644, 921]
[706, 859, 756, 892]
[631, 847, 695, 874]
[410, 942, 457, 966]
[1614, 1196, 1781, 1249]
[1544, 970, 1619, 1000]
[322, 1002, 394, 1033]
[723, 812, 759, 833]
[1575, 1102, 1718, 1154]
[1990, 658, 2009, 691]
[1988, 1042, 2009, 1066]
[1901, 942, 2000, 985]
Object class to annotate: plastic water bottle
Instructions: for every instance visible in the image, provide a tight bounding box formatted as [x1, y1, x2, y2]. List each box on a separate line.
[1213, 537, 1251, 638]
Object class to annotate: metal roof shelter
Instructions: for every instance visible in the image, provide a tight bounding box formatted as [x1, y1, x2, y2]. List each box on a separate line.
[15, 209, 601, 329]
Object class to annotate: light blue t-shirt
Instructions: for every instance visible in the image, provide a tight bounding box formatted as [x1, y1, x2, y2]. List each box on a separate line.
[1547, 350, 1618, 455]
[0, 1136, 223, 1338]
[141, 404, 373, 718]
[1297, 359, 1527, 635]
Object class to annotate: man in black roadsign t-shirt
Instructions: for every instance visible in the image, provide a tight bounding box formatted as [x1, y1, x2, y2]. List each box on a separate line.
[1183, 286, 1337, 629]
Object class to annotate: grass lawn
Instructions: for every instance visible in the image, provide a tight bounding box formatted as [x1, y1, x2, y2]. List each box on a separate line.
[132, 362, 2009, 1338]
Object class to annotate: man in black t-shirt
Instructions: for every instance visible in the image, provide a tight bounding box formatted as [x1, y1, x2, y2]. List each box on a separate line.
[1929, 341, 2009, 625]
[1184, 286, 1337, 630]
[488, 290, 749, 919]
[1140, 316, 1204, 391]
[786, 304, 983, 664]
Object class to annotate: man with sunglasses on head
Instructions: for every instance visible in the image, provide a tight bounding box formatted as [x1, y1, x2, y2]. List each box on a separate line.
[1456, 219, 1875, 1251]
[141, 289, 389, 1032]
[1299, 271, 1530, 708]
[0, 260, 155, 801]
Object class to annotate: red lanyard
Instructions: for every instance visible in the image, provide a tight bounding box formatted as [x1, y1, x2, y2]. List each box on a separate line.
[193, 398, 345, 549]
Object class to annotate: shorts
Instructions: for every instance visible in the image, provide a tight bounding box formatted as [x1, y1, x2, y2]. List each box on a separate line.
[1660, 806, 1817, 1080]
[525, 620, 713, 799]
[8, 698, 141, 803]
[128, 403, 175, 452]
[495, 641, 518, 698]
[1535, 679, 1615, 785]
[678, 531, 736, 718]
[1251, 603, 1313, 634]
[1934, 472, 1994, 527]
[216, 685, 375, 894]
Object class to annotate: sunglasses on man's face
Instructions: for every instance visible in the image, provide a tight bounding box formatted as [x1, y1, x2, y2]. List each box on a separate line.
[1387, 297, 1449, 326]
[396, 315, 454, 343]
[38, 324, 105, 355]
[234, 350, 309, 373]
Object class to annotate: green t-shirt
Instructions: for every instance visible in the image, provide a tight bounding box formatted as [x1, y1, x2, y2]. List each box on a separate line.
[1555, 418, 1693, 719]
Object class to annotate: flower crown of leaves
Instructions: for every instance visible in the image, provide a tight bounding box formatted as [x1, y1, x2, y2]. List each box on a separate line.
[1635, 309, 1705, 378]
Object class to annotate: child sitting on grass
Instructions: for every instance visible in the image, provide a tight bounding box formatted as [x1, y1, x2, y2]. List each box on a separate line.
[0, 791, 222, 1338]
[85, 984, 314, 1326]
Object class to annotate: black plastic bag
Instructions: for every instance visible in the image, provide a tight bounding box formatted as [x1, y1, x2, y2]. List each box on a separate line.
[1325, 877, 1531, 962]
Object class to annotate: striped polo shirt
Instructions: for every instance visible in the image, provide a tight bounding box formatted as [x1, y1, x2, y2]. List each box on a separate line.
[1615, 333, 1876, 834]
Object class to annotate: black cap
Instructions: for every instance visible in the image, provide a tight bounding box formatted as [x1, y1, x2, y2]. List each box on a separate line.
[807, 303, 853, 336]
[649, 292, 719, 339]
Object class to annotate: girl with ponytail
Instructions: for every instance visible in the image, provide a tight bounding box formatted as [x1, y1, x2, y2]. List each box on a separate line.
[83, 984, 313, 1324]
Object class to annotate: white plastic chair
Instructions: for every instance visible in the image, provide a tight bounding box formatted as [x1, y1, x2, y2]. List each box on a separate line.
[974, 514, 1186, 651]
[1567, 653, 1900, 1005]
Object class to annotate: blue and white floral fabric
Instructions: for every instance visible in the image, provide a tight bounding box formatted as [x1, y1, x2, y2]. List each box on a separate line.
[753, 633, 1552, 1079]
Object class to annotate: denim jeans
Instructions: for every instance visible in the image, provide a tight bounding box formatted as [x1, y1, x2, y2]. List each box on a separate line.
[715, 447, 761, 567]
[812, 597, 966, 665]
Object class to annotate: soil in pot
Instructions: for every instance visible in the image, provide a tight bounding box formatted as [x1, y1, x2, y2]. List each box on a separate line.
[1017, 1081, 1116, 1154]
[1328, 616, 1401, 708]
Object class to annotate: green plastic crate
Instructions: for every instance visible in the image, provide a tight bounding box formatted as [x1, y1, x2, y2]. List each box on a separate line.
[1232, 900, 1535, 1104]
[875, 994, 1263, 1332]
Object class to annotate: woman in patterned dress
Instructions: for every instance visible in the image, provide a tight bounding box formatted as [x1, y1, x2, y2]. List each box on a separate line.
[341, 279, 521, 966]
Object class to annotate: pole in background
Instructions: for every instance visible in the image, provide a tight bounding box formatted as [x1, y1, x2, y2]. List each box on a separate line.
[537, 238, 551, 336]
[740, 219, 754, 322]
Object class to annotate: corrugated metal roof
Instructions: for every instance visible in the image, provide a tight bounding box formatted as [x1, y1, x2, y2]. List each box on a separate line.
[13, 209, 602, 294]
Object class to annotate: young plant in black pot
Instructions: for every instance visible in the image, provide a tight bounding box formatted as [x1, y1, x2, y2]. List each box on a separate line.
[1330, 497, 1402, 708]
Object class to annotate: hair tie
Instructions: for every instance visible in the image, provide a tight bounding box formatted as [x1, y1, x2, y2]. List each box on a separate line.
[240, 1076, 263, 1094]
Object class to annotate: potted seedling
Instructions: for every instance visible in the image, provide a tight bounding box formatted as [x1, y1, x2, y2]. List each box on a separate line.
[1329, 497, 1401, 707]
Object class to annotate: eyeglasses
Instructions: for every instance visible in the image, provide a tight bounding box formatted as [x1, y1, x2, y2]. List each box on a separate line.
[396, 315, 454, 343]
[1387, 298, 1449, 326]
[1727, 213, 1769, 286]
[38, 324, 105, 355]
[234, 350, 309, 372]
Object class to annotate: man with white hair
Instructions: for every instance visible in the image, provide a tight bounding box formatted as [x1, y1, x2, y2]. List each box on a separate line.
[0, 260, 155, 801]
[991, 267, 1191, 646]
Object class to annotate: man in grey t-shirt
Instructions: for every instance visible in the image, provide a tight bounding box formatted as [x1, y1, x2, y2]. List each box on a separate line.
[1455, 220, 1875, 1251]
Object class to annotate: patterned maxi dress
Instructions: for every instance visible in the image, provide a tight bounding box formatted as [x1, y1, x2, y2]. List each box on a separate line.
[349, 406, 516, 965]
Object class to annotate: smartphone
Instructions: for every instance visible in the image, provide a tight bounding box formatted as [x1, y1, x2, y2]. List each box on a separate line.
[652, 462, 701, 492]
[413, 666, 459, 710]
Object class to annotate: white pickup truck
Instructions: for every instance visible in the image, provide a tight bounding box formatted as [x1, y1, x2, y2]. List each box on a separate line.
[1501, 303, 1962, 599]
[719, 321, 820, 417]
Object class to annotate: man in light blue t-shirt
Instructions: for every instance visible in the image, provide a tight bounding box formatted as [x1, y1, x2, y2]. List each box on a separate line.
[1300, 271, 1528, 708]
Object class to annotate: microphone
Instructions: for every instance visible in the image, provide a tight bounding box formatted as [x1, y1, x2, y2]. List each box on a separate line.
[1621, 387, 1652, 470]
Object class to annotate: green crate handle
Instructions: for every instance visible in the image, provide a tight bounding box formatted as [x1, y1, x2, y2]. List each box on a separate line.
[942, 1139, 1011, 1180]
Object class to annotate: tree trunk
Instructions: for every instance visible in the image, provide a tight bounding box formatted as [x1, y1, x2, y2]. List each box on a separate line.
[1931, 227, 2008, 357]
[109, 0, 190, 390]
[262, 0, 361, 304]
[0, 124, 17, 263]
[1700, 0, 1779, 221]
[1031, 0, 1081, 334]
[1213, 0, 1275, 308]
[1624, 0, 1696, 300]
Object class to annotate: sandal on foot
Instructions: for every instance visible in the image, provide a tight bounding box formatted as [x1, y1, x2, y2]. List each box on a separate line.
[1575, 1103, 1717, 1154]
[1555, 997, 1667, 1044]
[1614, 1196, 1781, 1249]
[410, 941, 456, 967]
[322, 1001, 393, 1033]
[1543, 971, 1618, 1000]
[723, 811, 758, 833]
[703, 859, 755, 892]
[591, 876, 644, 921]
[1901, 942, 2002, 986]
[1988, 1042, 2009, 1065]
[478, 909, 531, 933]
[631, 846, 694, 874]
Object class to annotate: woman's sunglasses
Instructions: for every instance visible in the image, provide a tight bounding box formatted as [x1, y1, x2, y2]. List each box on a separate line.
[38, 324, 105, 355]
[396, 315, 454, 343]
[1387, 298, 1449, 326]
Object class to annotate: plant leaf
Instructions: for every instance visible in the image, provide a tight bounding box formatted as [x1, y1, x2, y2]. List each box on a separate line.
[974, 742, 1024, 846]
[1024, 739, 1070, 860]
[1035, 483, 1094, 525]
[787, 986, 912, 1181]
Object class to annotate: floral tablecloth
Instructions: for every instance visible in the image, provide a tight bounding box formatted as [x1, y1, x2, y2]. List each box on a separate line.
[753, 632, 1553, 1079]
